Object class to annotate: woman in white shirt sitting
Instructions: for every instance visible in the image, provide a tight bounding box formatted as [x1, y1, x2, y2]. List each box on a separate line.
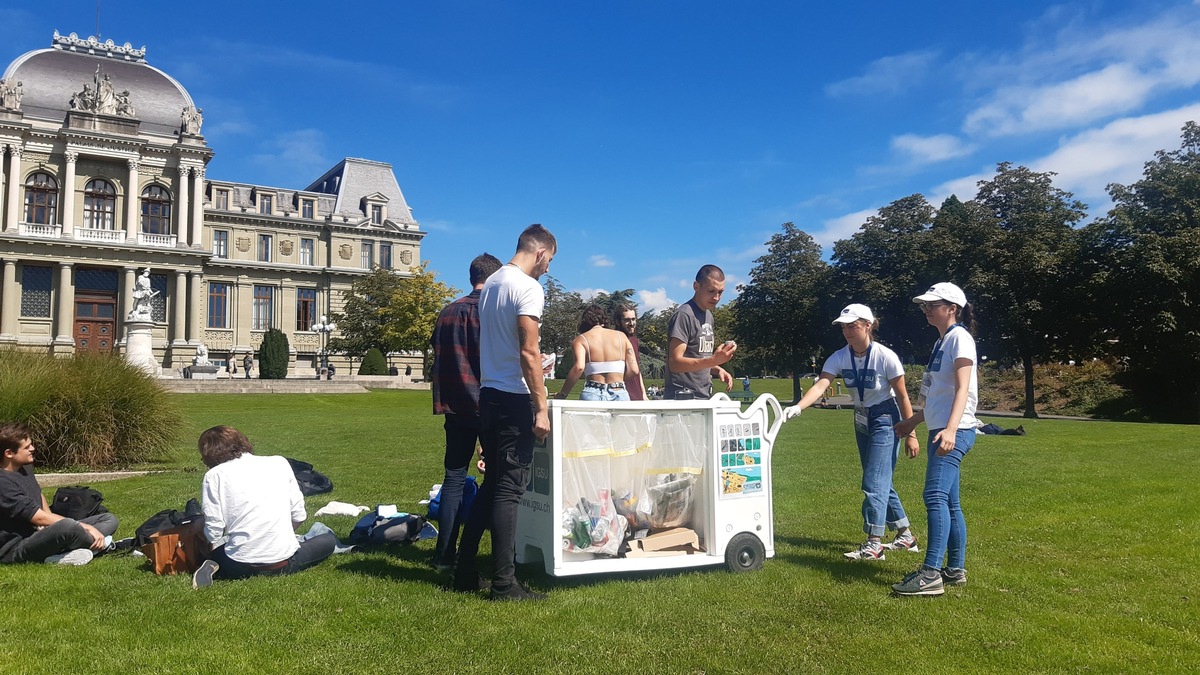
[192, 425, 335, 588]
[555, 304, 644, 401]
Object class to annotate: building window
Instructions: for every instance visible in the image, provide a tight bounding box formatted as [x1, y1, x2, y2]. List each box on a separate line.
[20, 265, 52, 317]
[370, 204, 383, 225]
[23, 172, 58, 225]
[252, 285, 274, 330]
[300, 238, 314, 266]
[257, 234, 272, 262]
[214, 189, 229, 210]
[379, 243, 392, 270]
[141, 185, 172, 235]
[259, 193, 273, 215]
[150, 273, 168, 322]
[361, 241, 374, 269]
[83, 179, 116, 230]
[208, 282, 230, 328]
[213, 230, 229, 259]
[296, 288, 317, 331]
[301, 199, 314, 219]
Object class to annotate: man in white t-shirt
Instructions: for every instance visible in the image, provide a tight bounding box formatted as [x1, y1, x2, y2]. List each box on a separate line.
[454, 224, 556, 602]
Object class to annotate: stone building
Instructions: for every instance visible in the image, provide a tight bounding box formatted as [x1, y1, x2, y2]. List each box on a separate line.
[0, 32, 424, 375]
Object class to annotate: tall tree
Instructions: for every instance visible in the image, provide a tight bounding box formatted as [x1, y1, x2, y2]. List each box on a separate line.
[329, 264, 457, 366]
[829, 194, 937, 362]
[1080, 122, 1200, 422]
[539, 276, 584, 376]
[328, 267, 405, 360]
[732, 222, 829, 403]
[958, 163, 1088, 418]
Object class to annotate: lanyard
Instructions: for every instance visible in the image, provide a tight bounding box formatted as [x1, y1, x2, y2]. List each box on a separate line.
[926, 324, 963, 369]
[848, 343, 872, 403]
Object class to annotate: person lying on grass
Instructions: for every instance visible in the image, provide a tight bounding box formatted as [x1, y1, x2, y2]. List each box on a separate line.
[0, 422, 119, 566]
[191, 425, 336, 588]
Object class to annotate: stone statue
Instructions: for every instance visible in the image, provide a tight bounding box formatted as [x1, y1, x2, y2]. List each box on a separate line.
[127, 268, 157, 322]
[97, 71, 116, 114]
[115, 90, 135, 117]
[181, 105, 204, 135]
[69, 67, 133, 117]
[193, 343, 210, 367]
[0, 79, 22, 111]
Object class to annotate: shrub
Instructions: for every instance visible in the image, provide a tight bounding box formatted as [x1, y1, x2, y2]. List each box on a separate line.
[0, 350, 181, 469]
[358, 348, 388, 375]
[258, 328, 291, 379]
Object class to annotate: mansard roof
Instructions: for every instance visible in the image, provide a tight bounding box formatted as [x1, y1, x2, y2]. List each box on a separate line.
[2, 32, 196, 138]
[305, 158, 420, 230]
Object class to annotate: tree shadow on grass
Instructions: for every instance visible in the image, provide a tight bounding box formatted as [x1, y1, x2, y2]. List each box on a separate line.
[774, 535, 898, 584]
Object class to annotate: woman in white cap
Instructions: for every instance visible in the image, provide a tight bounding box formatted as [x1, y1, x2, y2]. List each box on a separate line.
[891, 282, 978, 597]
[783, 303, 920, 561]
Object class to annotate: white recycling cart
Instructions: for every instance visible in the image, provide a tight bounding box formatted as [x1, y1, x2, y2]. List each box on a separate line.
[515, 392, 784, 576]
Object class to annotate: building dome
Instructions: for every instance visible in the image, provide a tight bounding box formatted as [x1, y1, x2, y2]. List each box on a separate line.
[2, 32, 196, 138]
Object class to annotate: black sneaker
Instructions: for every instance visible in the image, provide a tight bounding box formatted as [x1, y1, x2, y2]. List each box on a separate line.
[192, 560, 219, 589]
[1016, 425, 1027, 436]
[940, 566, 968, 586]
[489, 581, 547, 602]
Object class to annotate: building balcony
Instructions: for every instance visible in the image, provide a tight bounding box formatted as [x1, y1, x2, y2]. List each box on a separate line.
[136, 232, 177, 247]
[18, 222, 63, 239]
[73, 227, 126, 243]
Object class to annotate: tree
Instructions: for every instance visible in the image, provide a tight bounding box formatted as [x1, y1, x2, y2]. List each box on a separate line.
[1080, 122, 1200, 422]
[328, 267, 404, 360]
[955, 163, 1088, 418]
[539, 276, 585, 376]
[828, 194, 937, 363]
[258, 328, 290, 379]
[732, 222, 829, 403]
[358, 347, 388, 375]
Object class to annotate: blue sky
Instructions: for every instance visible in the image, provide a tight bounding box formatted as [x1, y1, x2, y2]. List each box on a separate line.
[5, 1, 1200, 312]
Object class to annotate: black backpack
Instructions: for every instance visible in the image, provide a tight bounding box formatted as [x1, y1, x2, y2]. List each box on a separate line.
[134, 498, 204, 548]
[286, 457, 333, 496]
[49, 486, 108, 520]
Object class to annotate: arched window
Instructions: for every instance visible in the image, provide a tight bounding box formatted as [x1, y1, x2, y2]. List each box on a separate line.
[141, 185, 172, 235]
[23, 172, 58, 225]
[83, 179, 117, 230]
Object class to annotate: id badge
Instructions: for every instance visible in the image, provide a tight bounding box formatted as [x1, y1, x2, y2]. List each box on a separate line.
[854, 406, 868, 433]
[919, 372, 932, 400]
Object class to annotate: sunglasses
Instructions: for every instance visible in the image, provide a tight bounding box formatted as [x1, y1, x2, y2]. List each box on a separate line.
[919, 301, 950, 311]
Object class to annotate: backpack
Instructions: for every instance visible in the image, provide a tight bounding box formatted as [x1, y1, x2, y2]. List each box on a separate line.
[427, 475, 478, 523]
[134, 498, 204, 548]
[49, 486, 108, 520]
[286, 457, 333, 496]
[348, 511, 435, 546]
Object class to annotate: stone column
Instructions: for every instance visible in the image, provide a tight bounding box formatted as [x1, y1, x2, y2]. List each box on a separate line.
[61, 151, 77, 237]
[0, 146, 6, 229]
[125, 159, 139, 241]
[172, 269, 187, 345]
[54, 262, 74, 345]
[189, 270, 203, 342]
[119, 266, 136, 345]
[191, 167, 205, 249]
[176, 165, 190, 246]
[4, 146, 21, 232]
[1, 260, 17, 338]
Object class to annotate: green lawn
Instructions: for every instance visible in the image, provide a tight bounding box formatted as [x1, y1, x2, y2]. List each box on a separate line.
[3, 390, 1196, 673]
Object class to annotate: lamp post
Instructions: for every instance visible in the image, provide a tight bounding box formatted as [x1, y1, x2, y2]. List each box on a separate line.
[311, 315, 336, 377]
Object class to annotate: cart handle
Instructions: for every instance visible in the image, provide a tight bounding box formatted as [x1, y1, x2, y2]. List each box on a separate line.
[758, 394, 784, 444]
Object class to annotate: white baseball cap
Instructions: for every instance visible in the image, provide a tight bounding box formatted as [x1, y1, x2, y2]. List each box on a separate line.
[832, 303, 876, 324]
[913, 282, 968, 307]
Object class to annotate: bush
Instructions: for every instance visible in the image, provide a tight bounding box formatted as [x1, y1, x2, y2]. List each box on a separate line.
[258, 328, 291, 379]
[0, 350, 181, 469]
[358, 348, 388, 375]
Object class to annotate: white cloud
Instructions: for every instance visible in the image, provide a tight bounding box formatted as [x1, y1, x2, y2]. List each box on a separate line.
[590, 255, 614, 267]
[890, 133, 974, 165]
[577, 288, 607, 301]
[249, 129, 330, 184]
[637, 288, 676, 314]
[825, 50, 939, 98]
[806, 208, 879, 249]
[928, 171, 990, 207]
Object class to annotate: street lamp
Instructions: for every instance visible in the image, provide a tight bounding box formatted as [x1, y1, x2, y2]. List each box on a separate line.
[311, 315, 336, 376]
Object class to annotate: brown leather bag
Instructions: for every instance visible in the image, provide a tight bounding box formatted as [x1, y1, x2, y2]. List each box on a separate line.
[142, 518, 212, 575]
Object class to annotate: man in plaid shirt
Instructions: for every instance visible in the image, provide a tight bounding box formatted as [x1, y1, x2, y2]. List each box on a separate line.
[429, 253, 502, 571]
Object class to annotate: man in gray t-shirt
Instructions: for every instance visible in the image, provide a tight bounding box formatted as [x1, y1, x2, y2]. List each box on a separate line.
[664, 265, 737, 399]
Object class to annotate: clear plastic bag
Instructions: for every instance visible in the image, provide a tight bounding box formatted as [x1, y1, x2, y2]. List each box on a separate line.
[609, 413, 657, 533]
[561, 411, 626, 555]
[643, 413, 706, 528]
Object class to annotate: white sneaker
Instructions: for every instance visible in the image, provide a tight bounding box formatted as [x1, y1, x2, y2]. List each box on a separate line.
[192, 560, 220, 589]
[45, 549, 94, 565]
[843, 540, 885, 560]
[884, 532, 920, 552]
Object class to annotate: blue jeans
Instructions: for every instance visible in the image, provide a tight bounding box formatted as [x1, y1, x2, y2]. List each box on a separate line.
[854, 399, 910, 537]
[580, 382, 630, 402]
[923, 428, 975, 570]
[435, 412, 480, 566]
[455, 388, 533, 591]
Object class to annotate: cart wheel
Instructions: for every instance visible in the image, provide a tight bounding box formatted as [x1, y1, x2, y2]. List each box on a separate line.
[725, 532, 765, 573]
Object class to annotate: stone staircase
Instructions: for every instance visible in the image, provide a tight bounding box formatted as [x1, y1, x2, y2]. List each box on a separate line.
[159, 379, 371, 394]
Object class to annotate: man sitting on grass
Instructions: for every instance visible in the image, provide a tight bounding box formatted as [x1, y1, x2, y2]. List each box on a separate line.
[0, 423, 119, 565]
[192, 425, 336, 588]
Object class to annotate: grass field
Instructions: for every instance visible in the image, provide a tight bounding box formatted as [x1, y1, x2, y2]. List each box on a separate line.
[2, 389, 1196, 673]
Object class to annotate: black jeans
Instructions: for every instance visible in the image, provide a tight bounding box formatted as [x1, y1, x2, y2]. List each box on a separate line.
[435, 412, 481, 566]
[206, 532, 337, 580]
[455, 388, 533, 590]
[13, 513, 119, 563]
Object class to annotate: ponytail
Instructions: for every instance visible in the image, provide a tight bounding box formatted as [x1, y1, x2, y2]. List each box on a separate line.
[957, 303, 976, 334]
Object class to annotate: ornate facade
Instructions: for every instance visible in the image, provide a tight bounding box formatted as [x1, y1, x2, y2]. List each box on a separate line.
[0, 33, 425, 375]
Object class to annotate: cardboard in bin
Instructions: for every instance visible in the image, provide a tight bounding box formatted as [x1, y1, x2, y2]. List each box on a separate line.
[623, 527, 705, 558]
